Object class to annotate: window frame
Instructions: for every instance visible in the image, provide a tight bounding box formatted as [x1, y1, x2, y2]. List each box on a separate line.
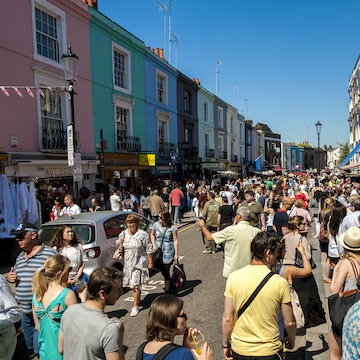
[112, 42, 132, 95]
[156, 70, 168, 104]
[32, 0, 66, 68]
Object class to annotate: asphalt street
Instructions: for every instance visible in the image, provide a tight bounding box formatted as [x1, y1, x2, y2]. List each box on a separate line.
[106, 213, 331, 359]
[1, 212, 331, 359]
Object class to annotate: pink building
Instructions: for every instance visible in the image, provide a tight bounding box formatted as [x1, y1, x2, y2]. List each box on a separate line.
[0, 0, 97, 220]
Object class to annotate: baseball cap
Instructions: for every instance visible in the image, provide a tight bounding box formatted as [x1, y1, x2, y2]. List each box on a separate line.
[11, 223, 38, 236]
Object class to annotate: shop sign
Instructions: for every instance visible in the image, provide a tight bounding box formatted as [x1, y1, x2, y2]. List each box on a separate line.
[45, 167, 73, 177]
[138, 153, 156, 166]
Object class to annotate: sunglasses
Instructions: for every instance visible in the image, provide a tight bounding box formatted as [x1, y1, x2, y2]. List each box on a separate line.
[15, 235, 26, 241]
[177, 313, 188, 320]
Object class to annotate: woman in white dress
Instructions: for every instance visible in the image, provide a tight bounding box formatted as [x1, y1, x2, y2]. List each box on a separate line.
[117, 214, 153, 317]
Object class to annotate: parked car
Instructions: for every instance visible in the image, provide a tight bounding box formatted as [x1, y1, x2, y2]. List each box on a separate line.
[38, 211, 152, 276]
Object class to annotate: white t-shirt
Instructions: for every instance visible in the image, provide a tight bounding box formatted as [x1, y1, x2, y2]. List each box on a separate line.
[62, 204, 81, 216]
[110, 194, 121, 211]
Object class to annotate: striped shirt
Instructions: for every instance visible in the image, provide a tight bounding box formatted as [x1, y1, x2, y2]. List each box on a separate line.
[14, 244, 57, 313]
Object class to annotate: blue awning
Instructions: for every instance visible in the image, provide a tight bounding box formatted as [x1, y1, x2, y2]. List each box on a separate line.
[338, 142, 360, 168]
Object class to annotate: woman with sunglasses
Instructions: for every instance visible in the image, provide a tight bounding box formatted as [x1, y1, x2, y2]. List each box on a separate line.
[150, 210, 178, 293]
[32, 254, 78, 360]
[136, 294, 213, 359]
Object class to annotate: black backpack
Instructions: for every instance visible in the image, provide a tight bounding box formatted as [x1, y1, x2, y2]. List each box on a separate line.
[136, 342, 180, 360]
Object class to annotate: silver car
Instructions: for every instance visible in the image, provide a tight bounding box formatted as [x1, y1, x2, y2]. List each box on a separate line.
[38, 211, 152, 276]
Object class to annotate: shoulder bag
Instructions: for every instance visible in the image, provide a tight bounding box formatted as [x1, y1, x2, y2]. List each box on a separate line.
[318, 220, 329, 243]
[152, 227, 167, 270]
[136, 341, 180, 360]
[294, 235, 316, 269]
[171, 260, 186, 290]
[286, 268, 305, 329]
[113, 231, 125, 261]
[237, 272, 274, 318]
[328, 258, 360, 338]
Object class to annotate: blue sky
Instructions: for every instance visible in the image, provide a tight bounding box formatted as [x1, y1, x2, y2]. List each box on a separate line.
[98, 0, 359, 148]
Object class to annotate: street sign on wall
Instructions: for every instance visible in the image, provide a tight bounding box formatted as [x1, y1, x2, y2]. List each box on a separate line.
[67, 124, 74, 167]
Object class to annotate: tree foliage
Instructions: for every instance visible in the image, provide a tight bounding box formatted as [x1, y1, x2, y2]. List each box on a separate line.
[339, 143, 350, 164]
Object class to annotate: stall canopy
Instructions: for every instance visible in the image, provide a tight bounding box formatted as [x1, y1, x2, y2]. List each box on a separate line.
[338, 142, 360, 168]
[203, 167, 224, 173]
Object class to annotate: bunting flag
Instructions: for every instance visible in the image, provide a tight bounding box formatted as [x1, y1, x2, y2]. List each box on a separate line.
[0, 86, 10, 97]
[13, 87, 23, 97]
[0, 86, 66, 98]
[25, 87, 34, 98]
[38, 88, 45, 97]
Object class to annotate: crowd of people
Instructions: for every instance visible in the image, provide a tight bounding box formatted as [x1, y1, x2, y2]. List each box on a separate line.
[3, 172, 360, 359]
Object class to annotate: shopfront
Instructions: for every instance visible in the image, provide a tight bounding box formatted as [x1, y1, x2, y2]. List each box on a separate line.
[4, 158, 98, 223]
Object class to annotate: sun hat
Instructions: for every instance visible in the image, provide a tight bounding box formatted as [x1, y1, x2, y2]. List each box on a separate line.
[10, 223, 38, 236]
[339, 226, 360, 252]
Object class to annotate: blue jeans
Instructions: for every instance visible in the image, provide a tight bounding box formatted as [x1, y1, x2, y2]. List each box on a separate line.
[172, 206, 180, 223]
[22, 312, 39, 354]
[187, 195, 193, 211]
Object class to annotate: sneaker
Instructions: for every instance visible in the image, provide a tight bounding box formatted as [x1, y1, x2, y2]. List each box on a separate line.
[202, 249, 212, 254]
[130, 307, 139, 317]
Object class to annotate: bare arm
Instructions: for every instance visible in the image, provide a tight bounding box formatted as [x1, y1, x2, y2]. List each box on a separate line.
[172, 230, 179, 261]
[65, 290, 79, 308]
[105, 352, 121, 360]
[330, 259, 350, 294]
[198, 219, 214, 241]
[260, 213, 266, 231]
[281, 302, 296, 349]
[222, 296, 234, 360]
[150, 229, 156, 249]
[33, 308, 40, 332]
[58, 330, 64, 355]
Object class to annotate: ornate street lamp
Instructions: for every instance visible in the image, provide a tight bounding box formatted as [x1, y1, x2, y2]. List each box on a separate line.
[315, 121, 322, 173]
[62, 46, 79, 202]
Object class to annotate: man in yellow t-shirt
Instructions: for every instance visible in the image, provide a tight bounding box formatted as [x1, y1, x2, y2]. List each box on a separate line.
[222, 232, 296, 359]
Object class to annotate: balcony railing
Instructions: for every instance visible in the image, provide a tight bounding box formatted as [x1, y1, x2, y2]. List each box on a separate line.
[219, 151, 227, 160]
[231, 154, 238, 162]
[158, 142, 176, 158]
[205, 148, 215, 159]
[41, 126, 67, 151]
[117, 135, 142, 153]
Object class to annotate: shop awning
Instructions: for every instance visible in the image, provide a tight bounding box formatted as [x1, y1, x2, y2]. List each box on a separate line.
[203, 166, 224, 173]
[338, 142, 360, 168]
[339, 162, 360, 170]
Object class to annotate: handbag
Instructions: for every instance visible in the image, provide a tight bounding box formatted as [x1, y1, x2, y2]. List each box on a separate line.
[171, 260, 186, 290]
[294, 236, 316, 270]
[152, 227, 167, 269]
[113, 231, 124, 261]
[318, 221, 329, 243]
[286, 269, 305, 329]
[328, 258, 360, 337]
[113, 245, 123, 261]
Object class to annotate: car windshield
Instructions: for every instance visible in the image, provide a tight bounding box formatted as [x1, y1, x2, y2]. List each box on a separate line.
[39, 225, 95, 245]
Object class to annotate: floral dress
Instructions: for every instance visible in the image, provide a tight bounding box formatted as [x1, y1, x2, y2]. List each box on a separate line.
[121, 229, 152, 288]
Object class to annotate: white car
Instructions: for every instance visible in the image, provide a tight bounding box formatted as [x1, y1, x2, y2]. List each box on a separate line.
[38, 211, 152, 276]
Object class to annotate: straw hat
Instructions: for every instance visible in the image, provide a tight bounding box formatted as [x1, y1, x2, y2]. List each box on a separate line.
[339, 226, 360, 252]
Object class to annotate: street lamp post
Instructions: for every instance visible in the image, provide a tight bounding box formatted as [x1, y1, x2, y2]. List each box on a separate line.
[62, 46, 79, 203]
[315, 121, 322, 173]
